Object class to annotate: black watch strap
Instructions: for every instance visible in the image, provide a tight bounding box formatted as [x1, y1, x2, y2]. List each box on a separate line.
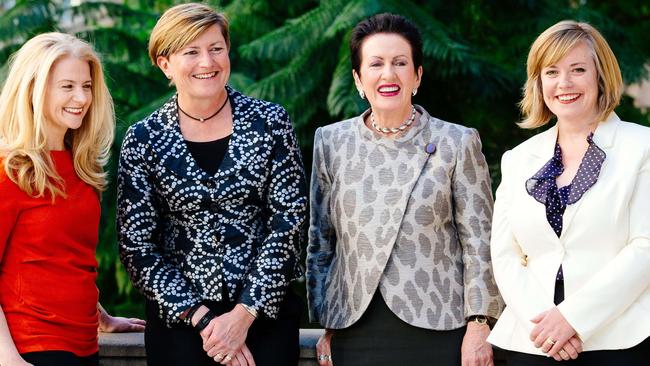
[467, 315, 489, 325]
[194, 309, 216, 332]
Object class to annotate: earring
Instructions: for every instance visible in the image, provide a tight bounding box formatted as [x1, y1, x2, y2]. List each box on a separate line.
[358, 89, 365, 99]
[412, 88, 418, 96]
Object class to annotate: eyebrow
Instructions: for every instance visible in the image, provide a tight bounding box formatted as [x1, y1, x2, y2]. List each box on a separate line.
[369, 55, 409, 60]
[57, 79, 92, 82]
[546, 62, 587, 68]
[186, 42, 224, 49]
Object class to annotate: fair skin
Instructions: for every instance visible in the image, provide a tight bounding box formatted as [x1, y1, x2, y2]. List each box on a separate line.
[159, 25, 254, 366]
[157, 24, 233, 143]
[43, 56, 93, 150]
[352, 33, 422, 135]
[0, 56, 145, 366]
[529, 41, 601, 361]
[319, 32, 492, 366]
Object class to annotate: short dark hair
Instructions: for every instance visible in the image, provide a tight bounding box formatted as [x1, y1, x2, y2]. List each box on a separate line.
[350, 13, 423, 75]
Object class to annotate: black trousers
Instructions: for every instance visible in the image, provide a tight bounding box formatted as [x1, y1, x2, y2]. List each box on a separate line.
[505, 280, 650, 365]
[504, 336, 650, 366]
[21, 351, 98, 366]
[331, 291, 465, 366]
[145, 290, 302, 366]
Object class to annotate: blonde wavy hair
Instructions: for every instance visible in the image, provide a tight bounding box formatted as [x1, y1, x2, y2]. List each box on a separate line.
[0, 32, 114, 198]
[519, 20, 623, 129]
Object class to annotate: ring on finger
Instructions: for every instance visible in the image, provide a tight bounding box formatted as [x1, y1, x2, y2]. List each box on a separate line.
[223, 355, 232, 363]
[559, 349, 569, 358]
[318, 354, 331, 361]
[545, 337, 557, 346]
[214, 353, 224, 361]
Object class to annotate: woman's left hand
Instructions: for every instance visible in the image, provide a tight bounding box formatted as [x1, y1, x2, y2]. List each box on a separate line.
[461, 322, 493, 366]
[530, 307, 580, 358]
[98, 314, 146, 333]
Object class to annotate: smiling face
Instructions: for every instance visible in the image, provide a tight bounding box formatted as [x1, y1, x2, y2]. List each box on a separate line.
[157, 24, 230, 102]
[44, 56, 92, 146]
[353, 33, 422, 116]
[540, 41, 600, 125]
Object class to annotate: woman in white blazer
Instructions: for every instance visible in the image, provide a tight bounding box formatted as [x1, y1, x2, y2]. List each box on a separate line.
[488, 20, 650, 365]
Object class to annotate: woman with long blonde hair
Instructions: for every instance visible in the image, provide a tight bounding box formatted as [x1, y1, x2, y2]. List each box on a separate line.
[0, 32, 144, 366]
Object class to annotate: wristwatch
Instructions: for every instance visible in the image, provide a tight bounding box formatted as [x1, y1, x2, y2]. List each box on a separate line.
[467, 315, 489, 325]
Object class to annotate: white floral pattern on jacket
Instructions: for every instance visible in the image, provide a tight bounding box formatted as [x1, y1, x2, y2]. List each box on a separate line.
[118, 86, 307, 326]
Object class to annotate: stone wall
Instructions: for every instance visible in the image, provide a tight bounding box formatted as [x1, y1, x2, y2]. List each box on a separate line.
[99, 329, 322, 366]
[99, 329, 506, 365]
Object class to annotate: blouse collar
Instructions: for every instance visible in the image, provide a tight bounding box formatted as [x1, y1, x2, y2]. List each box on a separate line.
[526, 132, 606, 205]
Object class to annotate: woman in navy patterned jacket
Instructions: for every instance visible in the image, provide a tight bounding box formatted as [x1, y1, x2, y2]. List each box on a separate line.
[117, 3, 307, 366]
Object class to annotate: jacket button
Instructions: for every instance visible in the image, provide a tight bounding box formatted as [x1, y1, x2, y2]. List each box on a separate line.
[210, 202, 219, 211]
[520, 254, 528, 267]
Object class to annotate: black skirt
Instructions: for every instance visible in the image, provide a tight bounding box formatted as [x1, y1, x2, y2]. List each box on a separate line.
[331, 291, 465, 366]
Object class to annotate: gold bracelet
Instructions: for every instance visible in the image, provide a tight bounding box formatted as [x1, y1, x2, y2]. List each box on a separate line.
[239, 303, 258, 319]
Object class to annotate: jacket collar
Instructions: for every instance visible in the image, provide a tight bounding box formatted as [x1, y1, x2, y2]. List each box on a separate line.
[148, 85, 267, 181]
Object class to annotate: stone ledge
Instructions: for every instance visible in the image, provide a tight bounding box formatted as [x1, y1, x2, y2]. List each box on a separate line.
[99, 329, 324, 366]
[100, 329, 505, 365]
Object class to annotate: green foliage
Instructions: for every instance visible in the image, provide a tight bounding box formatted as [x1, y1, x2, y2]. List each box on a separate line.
[1, 0, 648, 319]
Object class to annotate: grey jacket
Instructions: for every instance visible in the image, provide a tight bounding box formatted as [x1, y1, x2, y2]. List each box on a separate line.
[306, 106, 503, 330]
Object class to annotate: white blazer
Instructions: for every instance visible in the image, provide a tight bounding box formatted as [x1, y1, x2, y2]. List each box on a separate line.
[487, 113, 650, 355]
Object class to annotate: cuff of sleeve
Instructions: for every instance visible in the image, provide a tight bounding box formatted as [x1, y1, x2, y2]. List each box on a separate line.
[556, 302, 588, 342]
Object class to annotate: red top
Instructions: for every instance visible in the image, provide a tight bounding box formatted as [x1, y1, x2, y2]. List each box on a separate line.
[0, 151, 100, 356]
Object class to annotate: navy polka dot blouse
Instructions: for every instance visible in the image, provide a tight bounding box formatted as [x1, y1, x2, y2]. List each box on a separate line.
[526, 133, 606, 281]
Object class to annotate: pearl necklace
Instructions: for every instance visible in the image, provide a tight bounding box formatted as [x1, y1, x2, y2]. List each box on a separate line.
[371, 106, 416, 134]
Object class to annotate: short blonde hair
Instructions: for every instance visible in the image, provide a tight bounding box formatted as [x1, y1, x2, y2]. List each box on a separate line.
[0, 32, 114, 198]
[519, 20, 623, 129]
[148, 2, 229, 65]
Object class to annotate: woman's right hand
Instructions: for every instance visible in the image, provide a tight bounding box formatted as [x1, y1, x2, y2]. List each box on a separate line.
[316, 329, 333, 366]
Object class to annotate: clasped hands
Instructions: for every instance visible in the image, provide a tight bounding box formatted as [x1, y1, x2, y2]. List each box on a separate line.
[530, 307, 583, 361]
[192, 305, 257, 366]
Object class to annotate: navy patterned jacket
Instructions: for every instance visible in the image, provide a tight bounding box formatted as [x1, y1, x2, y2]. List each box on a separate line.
[117, 86, 307, 325]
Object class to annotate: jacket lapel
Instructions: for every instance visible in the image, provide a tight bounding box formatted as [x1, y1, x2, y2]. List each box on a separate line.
[148, 95, 210, 181]
[518, 124, 564, 247]
[147, 87, 266, 185]
[214, 88, 268, 182]
[560, 113, 619, 238]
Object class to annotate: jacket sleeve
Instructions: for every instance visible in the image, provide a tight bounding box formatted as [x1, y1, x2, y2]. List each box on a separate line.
[305, 127, 335, 323]
[557, 148, 650, 341]
[453, 128, 504, 319]
[236, 107, 308, 319]
[490, 150, 555, 330]
[117, 125, 201, 325]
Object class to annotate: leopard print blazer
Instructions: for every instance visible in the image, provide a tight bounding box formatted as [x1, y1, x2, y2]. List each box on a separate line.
[307, 105, 503, 330]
